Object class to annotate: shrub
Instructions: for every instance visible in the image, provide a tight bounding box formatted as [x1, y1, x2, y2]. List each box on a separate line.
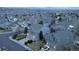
[25, 42, 28, 45]
[25, 40, 33, 45]
[12, 34, 17, 39]
[27, 40, 33, 43]
[39, 21, 43, 25]
[50, 28, 56, 33]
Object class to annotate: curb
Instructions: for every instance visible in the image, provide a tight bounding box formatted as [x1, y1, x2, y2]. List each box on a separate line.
[9, 36, 32, 51]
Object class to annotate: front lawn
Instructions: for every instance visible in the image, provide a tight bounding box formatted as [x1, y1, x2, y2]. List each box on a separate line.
[0, 27, 11, 32]
[25, 40, 46, 51]
[12, 34, 26, 40]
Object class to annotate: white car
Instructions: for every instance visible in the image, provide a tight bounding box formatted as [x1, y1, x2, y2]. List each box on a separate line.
[67, 25, 74, 31]
[41, 45, 50, 51]
[73, 41, 79, 48]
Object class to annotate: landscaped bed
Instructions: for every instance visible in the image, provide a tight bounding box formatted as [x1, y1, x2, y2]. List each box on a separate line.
[0, 27, 11, 32]
[12, 34, 26, 40]
[25, 40, 46, 51]
[24, 31, 47, 51]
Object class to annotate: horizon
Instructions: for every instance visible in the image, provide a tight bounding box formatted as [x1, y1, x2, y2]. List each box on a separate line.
[1, 7, 79, 10]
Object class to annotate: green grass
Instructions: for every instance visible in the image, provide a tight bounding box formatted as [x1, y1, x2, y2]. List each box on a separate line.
[0, 27, 11, 32]
[0, 30, 5, 32]
[25, 40, 46, 51]
[13, 34, 26, 40]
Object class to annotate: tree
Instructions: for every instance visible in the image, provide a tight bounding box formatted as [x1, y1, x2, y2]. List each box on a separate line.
[12, 34, 17, 39]
[25, 42, 28, 45]
[39, 31, 47, 44]
[25, 40, 33, 45]
[58, 17, 62, 22]
[50, 28, 56, 33]
[24, 27, 28, 34]
[27, 40, 33, 43]
[39, 31, 44, 41]
[5, 14, 8, 19]
[39, 21, 43, 25]
[15, 14, 18, 17]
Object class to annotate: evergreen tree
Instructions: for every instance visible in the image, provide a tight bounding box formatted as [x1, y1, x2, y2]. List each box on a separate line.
[39, 31, 44, 40]
[39, 31, 47, 44]
[24, 27, 28, 34]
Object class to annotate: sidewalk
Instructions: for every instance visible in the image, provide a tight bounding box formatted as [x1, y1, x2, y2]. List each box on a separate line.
[9, 36, 32, 51]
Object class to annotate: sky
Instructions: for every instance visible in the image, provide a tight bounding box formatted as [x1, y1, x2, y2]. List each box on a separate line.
[0, 0, 79, 7]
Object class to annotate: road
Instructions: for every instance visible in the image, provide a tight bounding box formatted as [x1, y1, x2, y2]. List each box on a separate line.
[0, 32, 29, 51]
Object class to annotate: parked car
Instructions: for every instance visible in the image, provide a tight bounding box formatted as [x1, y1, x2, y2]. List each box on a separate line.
[41, 45, 50, 51]
[73, 41, 79, 48]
